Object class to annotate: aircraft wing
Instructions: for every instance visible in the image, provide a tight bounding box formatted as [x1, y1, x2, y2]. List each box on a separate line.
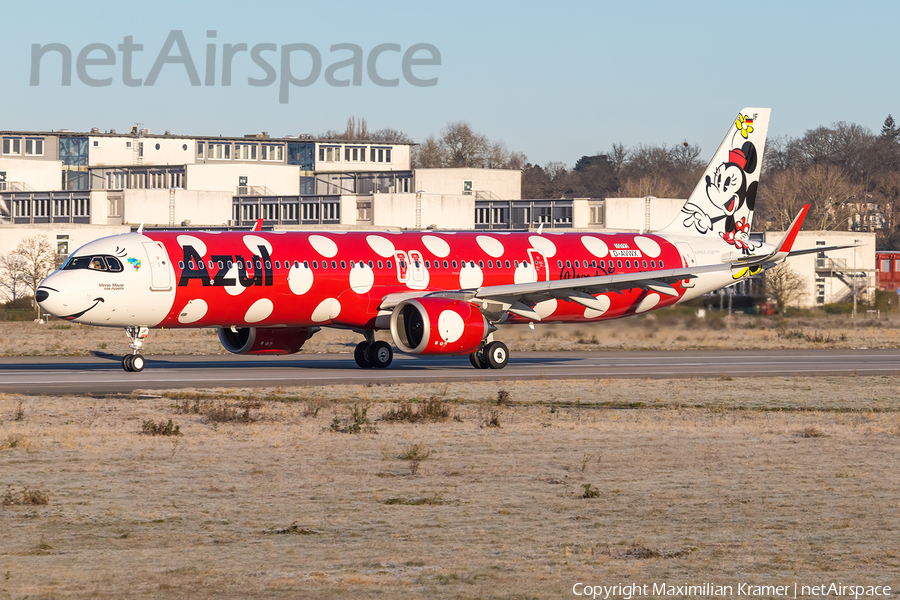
[443, 204, 813, 321]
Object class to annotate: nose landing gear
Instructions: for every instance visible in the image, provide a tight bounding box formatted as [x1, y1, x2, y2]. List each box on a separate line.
[122, 326, 149, 372]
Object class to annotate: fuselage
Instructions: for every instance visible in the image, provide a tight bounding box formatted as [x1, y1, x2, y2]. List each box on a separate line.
[37, 229, 763, 329]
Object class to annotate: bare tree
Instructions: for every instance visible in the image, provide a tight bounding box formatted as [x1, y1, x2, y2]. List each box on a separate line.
[440, 121, 489, 168]
[758, 165, 858, 231]
[369, 128, 412, 143]
[764, 262, 808, 314]
[412, 134, 446, 168]
[13, 236, 56, 311]
[0, 252, 28, 302]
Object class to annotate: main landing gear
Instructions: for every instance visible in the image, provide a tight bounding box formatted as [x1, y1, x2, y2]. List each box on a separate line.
[468, 341, 509, 370]
[354, 331, 393, 369]
[122, 326, 149, 372]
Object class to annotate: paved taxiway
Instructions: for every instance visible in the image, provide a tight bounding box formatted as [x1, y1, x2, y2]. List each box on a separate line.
[1, 349, 898, 394]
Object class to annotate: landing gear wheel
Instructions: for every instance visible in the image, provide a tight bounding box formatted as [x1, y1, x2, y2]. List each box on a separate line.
[354, 342, 373, 368]
[484, 341, 509, 369]
[122, 355, 133, 372]
[368, 341, 393, 369]
[469, 349, 489, 369]
[130, 354, 146, 372]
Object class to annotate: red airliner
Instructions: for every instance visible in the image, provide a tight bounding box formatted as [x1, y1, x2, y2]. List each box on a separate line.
[35, 108, 829, 372]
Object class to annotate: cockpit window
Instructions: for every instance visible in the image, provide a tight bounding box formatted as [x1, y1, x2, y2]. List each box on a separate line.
[63, 255, 125, 273]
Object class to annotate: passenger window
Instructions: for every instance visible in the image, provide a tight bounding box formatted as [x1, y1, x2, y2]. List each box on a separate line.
[443, 260, 448, 268]
[341, 261, 346, 269]
[378, 260, 383, 269]
[659, 260, 664, 268]
[387, 261, 393, 268]
[488, 260, 493, 268]
[566, 260, 571, 268]
[642, 260, 647, 268]
[368, 261, 374, 268]
[227, 260, 233, 268]
[505, 260, 510, 268]
[575, 260, 580, 268]
[617, 260, 622, 268]
[331, 261, 337, 269]
[452, 261, 458, 268]
[650, 260, 655, 268]
[625, 260, 630, 268]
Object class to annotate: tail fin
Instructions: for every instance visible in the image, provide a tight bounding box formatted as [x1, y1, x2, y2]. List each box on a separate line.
[659, 107, 771, 243]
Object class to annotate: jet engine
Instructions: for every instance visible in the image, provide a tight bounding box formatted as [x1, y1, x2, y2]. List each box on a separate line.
[390, 298, 488, 355]
[217, 326, 313, 355]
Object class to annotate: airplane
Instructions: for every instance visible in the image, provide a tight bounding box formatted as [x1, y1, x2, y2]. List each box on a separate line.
[35, 107, 830, 372]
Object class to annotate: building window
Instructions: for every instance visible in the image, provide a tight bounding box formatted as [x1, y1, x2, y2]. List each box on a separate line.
[25, 138, 44, 156]
[57, 234, 69, 257]
[197, 142, 204, 158]
[2, 138, 21, 155]
[236, 144, 258, 160]
[262, 145, 283, 161]
[894, 259, 900, 271]
[208, 143, 231, 160]
[881, 259, 891, 272]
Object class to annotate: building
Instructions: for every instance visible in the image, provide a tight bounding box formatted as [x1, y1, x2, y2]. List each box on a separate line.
[767, 230, 876, 307]
[876, 251, 900, 292]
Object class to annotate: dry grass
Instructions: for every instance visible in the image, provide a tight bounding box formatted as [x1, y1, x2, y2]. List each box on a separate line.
[1, 377, 899, 598]
[3, 312, 900, 357]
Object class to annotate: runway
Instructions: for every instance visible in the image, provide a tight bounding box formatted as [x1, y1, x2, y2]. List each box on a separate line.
[1, 349, 899, 394]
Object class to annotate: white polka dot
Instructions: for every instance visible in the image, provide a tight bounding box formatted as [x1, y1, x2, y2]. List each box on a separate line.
[243, 235, 272, 256]
[583, 295, 611, 319]
[366, 235, 395, 258]
[529, 236, 557, 257]
[177, 235, 206, 257]
[312, 298, 341, 322]
[476, 235, 505, 257]
[422, 235, 451, 257]
[309, 235, 338, 258]
[288, 262, 314, 295]
[245, 298, 274, 323]
[458, 263, 483, 288]
[349, 263, 375, 293]
[514, 261, 536, 284]
[223, 263, 245, 296]
[634, 236, 661, 258]
[534, 299, 558, 319]
[581, 236, 609, 258]
[635, 293, 660, 314]
[438, 310, 465, 343]
[177, 299, 207, 324]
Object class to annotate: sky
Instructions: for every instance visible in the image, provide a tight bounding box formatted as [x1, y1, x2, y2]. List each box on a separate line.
[2, 0, 899, 167]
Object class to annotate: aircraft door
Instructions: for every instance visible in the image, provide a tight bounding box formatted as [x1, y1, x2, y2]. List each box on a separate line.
[675, 242, 696, 289]
[143, 242, 172, 291]
[409, 250, 425, 282]
[394, 251, 410, 282]
[527, 248, 548, 282]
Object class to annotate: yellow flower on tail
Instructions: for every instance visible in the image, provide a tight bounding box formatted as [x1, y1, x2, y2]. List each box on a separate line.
[735, 114, 754, 139]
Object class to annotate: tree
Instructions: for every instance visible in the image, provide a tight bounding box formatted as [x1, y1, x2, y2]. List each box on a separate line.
[757, 165, 858, 231]
[13, 236, 56, 312]
[440, 121, 489, 168]
[764, 262, 808, 314]
[0, 252, 28, 302]
[882, 114, 899, 141]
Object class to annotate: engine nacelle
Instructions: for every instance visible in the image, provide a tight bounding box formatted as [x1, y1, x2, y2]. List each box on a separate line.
[217, 326, 312, 355]
[390, 298, 488, 355]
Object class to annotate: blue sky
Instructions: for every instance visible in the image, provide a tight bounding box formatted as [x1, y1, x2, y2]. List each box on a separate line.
[2, 1, 898, 166]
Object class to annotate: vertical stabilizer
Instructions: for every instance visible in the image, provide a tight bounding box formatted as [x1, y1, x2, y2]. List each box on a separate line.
[659, 108, 770, 253]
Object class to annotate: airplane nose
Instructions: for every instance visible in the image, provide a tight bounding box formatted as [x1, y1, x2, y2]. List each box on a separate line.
[36, 289, 50, 303]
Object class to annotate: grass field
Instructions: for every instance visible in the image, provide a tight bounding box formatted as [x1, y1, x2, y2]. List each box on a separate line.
[2, 378, 899, 599]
